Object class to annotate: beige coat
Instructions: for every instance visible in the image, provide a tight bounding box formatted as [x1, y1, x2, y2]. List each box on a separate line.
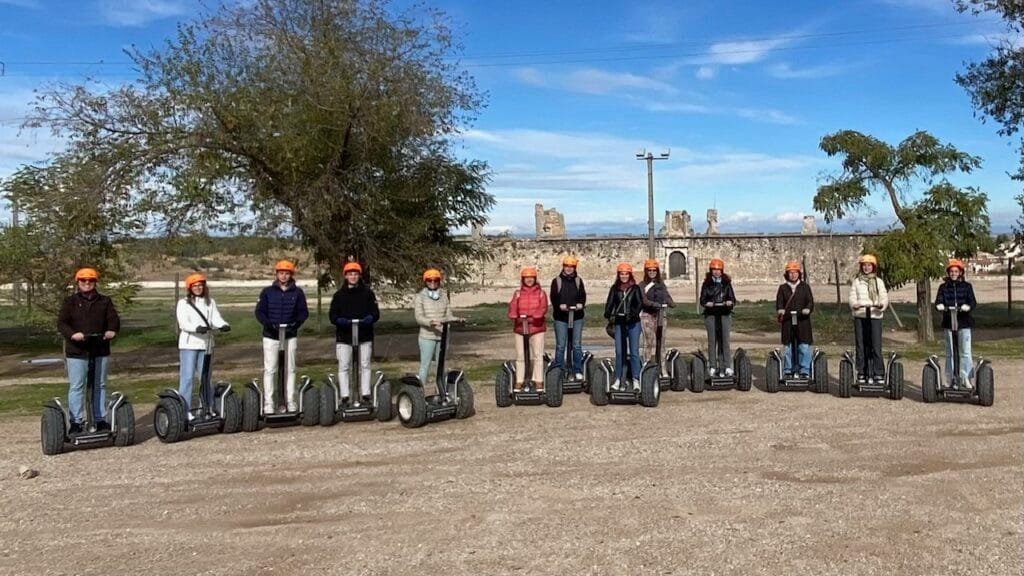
[413, 288, 455, 341]
[848, 275, 889, 319]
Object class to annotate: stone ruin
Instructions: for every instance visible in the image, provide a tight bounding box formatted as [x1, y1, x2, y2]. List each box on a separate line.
[801, 215, 817, 235]
[659, 210, 692, 237]
[706, 208, 719, 235]
[534, 203, 566, 239]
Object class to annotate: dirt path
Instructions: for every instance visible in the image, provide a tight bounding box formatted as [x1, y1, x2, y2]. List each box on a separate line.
[0, 360, 1021, 575]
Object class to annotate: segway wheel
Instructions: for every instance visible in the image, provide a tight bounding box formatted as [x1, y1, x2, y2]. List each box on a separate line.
[154, 397, 186, 443]
[976, 364, 994, 407]
[590, 367, 609, 406]
[241, 386, 260, 432]
[545, 368, 563, 408]
[301, 386, 320, 426]
[838, 359, 853, 398]
[888, 361, 904, 401]
[584, 359, 599, 394]
[40, 407, 65, 456]
[452, 376, 475, 419]
[765, 355, 780, 394]
[689, 357, 705, 393]
[375, 378, 393, 422]
[670, 353, 689, 392]
[736, 351, 752, 392]
[113, 402, 135, 447]
[221, 391, 243, 434]
[813, 353, 829, 394]
[397, 384, 427, 428]
[495, 368, 513, 408]
[319, 382, 336, 427]
[921, 365, 938, 404]
[640, 367, 660, 407]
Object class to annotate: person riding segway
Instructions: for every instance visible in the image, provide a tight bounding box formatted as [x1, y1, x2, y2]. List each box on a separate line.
[495, 267, 562, 407]
[639, 259, 686, 392]
[767, 261, 828, 393]
[548, 256, 593, 392]
[691, 258, 752, 392]
[838, 254, 903, 399]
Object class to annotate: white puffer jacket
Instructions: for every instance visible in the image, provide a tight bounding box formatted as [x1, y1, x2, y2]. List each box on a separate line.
[176, 297, 229, 350]
[848, 275, 889, 319]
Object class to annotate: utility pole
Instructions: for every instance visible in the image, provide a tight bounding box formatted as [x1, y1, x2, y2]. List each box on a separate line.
[636, 148, 670, 259]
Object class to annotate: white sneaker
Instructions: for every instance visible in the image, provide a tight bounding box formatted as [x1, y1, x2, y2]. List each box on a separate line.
[611, 379, 621, 391]
[724, 368, 734, 377]
[709, 368, 717, 377]
[186, 411, 195, 422]
[575, 372, 584, 381]
[263, 405, 275, 415]
[287, 404, 298, 413]
[632, 379, 641, 392]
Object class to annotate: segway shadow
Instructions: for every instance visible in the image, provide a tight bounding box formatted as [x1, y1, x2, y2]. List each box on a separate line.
[396, 321, 475, 428]
[41, 334, 135, 455]
[241, 324, 319, 431]
[495, 315, 563, 407]
[922, 304, 994, 406]
[765, 310, 828, 394]
[319, 319, 393, 425]
[589, 315, 660, 407]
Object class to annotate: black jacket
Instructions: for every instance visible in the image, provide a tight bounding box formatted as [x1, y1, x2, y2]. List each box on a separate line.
[329, 282, 381, 344]
[641, 280, 675, 314]
[57, 291, 121, 358]
[550, 273, 587, 322]
[604, 283, 643, 324]
[775, 281, 814, 345]
[699, 277, 736, 316]
[934, 279, 977, 330]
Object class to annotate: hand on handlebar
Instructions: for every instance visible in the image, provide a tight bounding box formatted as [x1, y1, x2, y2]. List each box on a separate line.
[196, 325, 209, 334]
[219, 324, 231, 333]
[959, 304, 970, 312]
[935, 303, 946, 311]
[103, 331, 116, 340]
[800, 308, 810, 316]
[71, 332, 85, 342]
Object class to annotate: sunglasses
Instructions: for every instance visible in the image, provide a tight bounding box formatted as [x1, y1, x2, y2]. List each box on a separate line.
[425, 279, 440, 283]
[78, 279, 96, 284]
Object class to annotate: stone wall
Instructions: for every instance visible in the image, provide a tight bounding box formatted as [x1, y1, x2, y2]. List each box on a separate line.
[461, 233, 877, 286]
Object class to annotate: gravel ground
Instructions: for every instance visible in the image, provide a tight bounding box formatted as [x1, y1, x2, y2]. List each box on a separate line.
[0, 360, 1021, 576]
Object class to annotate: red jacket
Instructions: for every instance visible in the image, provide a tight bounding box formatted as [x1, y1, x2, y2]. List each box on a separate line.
[507, 282, 548, 335]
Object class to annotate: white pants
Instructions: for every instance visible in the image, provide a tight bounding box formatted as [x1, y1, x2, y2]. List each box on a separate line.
[337, 341, 372, 398]
[263, 337, 298, 411]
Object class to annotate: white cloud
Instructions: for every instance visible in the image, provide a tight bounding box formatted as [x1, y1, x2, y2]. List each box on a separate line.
[953, 32, 1024, 49]
[767, 62, 848, 79]
[0, 88, 64, 178]
[643, 101, 713, 114]
[514, 67, 678, 96]
[704, 37, 792, 65]
[0, 0, 40, 8]
[96, 0, 190, 27]
[775, 211, 806, 222]
[735, 107, 799, 125]
[511, 67, 546, 87]
[695, 66, 716, 80]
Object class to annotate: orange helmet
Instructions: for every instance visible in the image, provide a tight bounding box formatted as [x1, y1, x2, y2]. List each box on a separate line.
[520, 266, 538, 278]
[946, 258, 965, 273]
[422, 268, 442, 281]
[643, 258, 660, 270]
[709, 258, 725, 271]
[562, 256, 579, 267]
[858, 254, 877, 266]
[784, 261, 801, 273]
[274, 260, 296, 273]
[74, 267, 99, 281]
[343, 261, 362, 274]
[184, 273, 207, 289]
[616, 262, 633, 273]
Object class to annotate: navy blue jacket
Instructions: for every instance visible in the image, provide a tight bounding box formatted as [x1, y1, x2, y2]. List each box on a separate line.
[934, 279, 977, 330]
[254, 280, 309, 339]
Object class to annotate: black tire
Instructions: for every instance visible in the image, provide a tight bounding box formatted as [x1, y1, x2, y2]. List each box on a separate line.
[495, 368, 513, 408]
[640, 366, 660, 407]
[241, 386, 260, 432]
[590, 366, 609, 406]
[584, 358, 598, 394]
[689, 357, 706, 393]
[40, 407, 65, 456]
[838, 359, 853, 398]
[319, 382, 336, 427]
[736, 352, 752, 392]
[301, 386, 320, 426]
[221, 391, 242, 433]
[453, 376, 475, 419]
[976, 364, 994, 407]
[397, 384, 428, 428]
[889, 361, 904, 401]
[670, 354, 689, 392]
[113, 402, 135, 447]
[154, 397, 186, 443]
[765, 355, 780, 394]
[813, 353, 829, 394]
[545, 368, 563, 408]
[921, 365, 938, 403]
[376, 378, 393, 422]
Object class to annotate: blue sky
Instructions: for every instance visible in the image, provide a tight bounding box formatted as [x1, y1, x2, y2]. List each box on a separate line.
[0, 0, 1021, 235]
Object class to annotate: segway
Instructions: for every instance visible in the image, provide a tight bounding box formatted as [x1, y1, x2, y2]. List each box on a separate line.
[241, 324, 319, 431]
[922, 304, 994, 406]
[396, 320, 475, 428]
[495, 315, 563, 407]
[766, 310, 828, 393]
[41, 334, 135, 455]
[154, 325, 242, 443]
[838, 307, 903, 400]
[589, 314, 660, 407]
[689, 304, 752, 392]
[319, 318, 393, 425]
[641, 304, 687, 392]
[542, 305, 594, 393]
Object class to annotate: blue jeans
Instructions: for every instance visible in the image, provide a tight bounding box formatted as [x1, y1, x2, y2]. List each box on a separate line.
[67, 356, 108, 424]
[612, 322, 642, 382]
[417, 337, 441, 385]
[178, 349, 209, 412]
[783, 343, 812, 376]
[553, 318, 584, 373]
[943, 328, 973, 383]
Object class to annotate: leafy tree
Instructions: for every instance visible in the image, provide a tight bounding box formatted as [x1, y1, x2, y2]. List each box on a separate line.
[27, 0, 493, 291]
[814, 130, 991, 342]
[954, 0, 1024, 182]
[1015, 193, 1024, 243]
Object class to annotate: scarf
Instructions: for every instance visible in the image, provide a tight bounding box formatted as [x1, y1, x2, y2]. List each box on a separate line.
[425, 288, 440, 301]
[859, 272, 879, 304]
[786, 280, 799, 292]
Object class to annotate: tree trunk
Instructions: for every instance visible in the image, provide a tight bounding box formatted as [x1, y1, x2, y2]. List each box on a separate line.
[916, 278, 934, 342]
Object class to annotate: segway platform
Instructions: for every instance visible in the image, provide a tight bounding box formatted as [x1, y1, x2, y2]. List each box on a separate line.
[544, 351, 594, 394]
[922, 357, 994, 406]
[765, 349, 829, 393]
[241, 376, 320, 430]
[688, 349, 752, 392]
[495, 360, 564, 407]
[588, 357, 660, 407]
[319, 371, 393, 424]
[838, 351, 903, 400]
[154, 384, 243, 442]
